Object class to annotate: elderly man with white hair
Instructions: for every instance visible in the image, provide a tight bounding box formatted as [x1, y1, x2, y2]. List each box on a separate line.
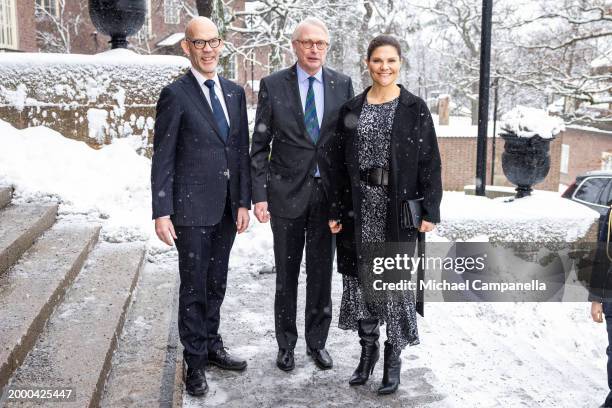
[250, 17, 354, 372]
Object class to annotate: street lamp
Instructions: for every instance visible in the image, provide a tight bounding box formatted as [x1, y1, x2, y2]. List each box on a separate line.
[475, 0, 493, 196]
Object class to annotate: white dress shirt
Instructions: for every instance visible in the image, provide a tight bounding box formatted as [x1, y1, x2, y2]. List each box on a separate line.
[296, 64, 324, 127]
[191, 67, 230, 124]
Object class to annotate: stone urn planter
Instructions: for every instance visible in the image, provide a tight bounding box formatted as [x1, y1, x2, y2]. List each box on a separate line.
[500, 106, 564, 198]
[89, 0, 146, 49]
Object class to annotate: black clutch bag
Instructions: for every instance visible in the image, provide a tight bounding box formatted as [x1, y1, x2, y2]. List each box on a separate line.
[400, 198, 424, 230]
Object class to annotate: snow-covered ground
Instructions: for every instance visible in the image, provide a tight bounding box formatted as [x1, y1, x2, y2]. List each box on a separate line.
[0, 119, 608, 407]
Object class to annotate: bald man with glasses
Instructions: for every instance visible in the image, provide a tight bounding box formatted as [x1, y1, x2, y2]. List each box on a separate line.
[151, 17, 251, 397]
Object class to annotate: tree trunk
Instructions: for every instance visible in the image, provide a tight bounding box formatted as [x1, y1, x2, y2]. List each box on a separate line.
[358, 1, 373, 89]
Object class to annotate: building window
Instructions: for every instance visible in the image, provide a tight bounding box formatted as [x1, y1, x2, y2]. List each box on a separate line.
[0, 0, 17, 49]
[164, 0, 180, 25]
[220, 52, 237, 80]
[603, 152, 612, 171]
[560, 144, 570, 174]
[35, 0, 58, 17]
[267, 51, 284, 74]
[135, 0, 152, 42]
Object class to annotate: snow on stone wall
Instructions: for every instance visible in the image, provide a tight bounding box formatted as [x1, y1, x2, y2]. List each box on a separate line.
[0, 49, 190, 156]
[434, 191, 599, 243]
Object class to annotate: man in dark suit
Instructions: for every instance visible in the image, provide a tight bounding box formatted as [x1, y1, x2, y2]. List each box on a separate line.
[250, 17, 354, 372]
[151, 17, 251, 397]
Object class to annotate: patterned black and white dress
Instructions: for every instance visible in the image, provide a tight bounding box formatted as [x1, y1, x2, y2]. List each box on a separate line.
[338, 97, 419, 350]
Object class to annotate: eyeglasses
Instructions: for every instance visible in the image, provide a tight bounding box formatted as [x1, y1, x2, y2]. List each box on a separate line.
[295, 40, 329, 50]
[185, 38, 222, 49]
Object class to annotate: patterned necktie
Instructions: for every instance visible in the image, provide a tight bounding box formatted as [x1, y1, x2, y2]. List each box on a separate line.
[304, 76, 320, 144]
[204, 79, 229, 142]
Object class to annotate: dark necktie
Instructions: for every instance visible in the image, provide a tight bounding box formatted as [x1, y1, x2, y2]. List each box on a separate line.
[204, 79, 229, 142]
[304, 76, 320, 144]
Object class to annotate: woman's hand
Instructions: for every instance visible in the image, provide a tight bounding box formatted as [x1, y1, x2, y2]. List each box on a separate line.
[419, 220, 435, 233]
[329, 220, 342, 234]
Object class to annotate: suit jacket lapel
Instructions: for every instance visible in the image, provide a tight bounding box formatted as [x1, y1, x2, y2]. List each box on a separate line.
[319, 67, 335, 140]
[219, 76, 240, 142]
[181, 71, 225, 143]
[285, 64, 311, 143]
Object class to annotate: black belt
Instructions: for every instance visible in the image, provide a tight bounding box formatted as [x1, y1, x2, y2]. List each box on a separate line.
[360, 167, 389, 186]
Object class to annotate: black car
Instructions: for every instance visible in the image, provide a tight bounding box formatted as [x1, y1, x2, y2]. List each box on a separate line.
[562, 170, 612, 217]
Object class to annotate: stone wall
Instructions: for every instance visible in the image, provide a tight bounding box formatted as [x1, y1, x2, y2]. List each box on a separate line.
[0, 49, 190, 157]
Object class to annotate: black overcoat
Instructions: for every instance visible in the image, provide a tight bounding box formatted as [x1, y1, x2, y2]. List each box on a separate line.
[329, 85, 443, 277]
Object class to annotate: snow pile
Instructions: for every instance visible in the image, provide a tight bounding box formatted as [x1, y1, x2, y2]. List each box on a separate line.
[501, 105, 565, 139]
[434, 191, 599, 242]
[0, 119, 152, 243]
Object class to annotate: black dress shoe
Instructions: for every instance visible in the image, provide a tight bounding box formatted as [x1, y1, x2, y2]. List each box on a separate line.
[307, 347, 333, 370]
[276, 348, 295, 371]
[208, 347, 247, 371]
[184, 366, 208, 397]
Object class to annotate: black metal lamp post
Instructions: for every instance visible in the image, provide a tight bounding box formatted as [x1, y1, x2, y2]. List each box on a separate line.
[89, 0, 146, 49]
[475, 0, 493, 196]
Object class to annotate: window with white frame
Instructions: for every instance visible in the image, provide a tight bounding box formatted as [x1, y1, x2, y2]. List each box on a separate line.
[0, 0, 17, 49]
[603, 152, 612, 171]
[35, 0, 58, 17]
[135, 0, 152, 42]
[560, 144, 570, 174]
[164, 0, 180, 25]
[221, 52, 237, 80]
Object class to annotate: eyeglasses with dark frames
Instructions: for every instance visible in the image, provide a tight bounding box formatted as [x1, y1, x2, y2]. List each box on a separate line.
[185, 38, 222, 49]
[295, 40, 329, 50]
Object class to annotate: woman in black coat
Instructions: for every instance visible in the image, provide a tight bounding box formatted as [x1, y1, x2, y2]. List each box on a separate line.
[328, 35, 442, 395]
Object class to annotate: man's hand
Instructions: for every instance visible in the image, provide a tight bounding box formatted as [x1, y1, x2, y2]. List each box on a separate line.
[236, 207, 250, 233]
[254, 201, 270, 223]
[155, 217, 177, 246]
[329, 220, 342, 234]
[419, 220, 436, 233]
[592, 301, 604, 323]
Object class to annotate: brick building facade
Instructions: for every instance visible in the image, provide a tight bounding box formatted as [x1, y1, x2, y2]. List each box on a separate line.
[558, 126, 612, 185]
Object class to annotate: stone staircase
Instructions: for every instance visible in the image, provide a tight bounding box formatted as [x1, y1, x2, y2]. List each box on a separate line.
[0, 186, 182, 407]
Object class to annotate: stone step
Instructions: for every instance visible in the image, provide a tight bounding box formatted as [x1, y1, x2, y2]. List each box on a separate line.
[3, 242, 145, 408]
[100, 257, 180, 407]
[0, 186, 12, 209]
[0, 222, 100, 392]
[0, 204, 57, 276]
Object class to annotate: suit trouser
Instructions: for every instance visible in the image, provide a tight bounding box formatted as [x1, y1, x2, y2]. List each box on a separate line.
[271, 178, 334, 350]
[174, 197, 236, 369]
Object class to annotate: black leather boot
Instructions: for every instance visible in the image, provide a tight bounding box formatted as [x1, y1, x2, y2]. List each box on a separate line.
[377, 341, 401, 395]
[349, 318, 380, 385]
